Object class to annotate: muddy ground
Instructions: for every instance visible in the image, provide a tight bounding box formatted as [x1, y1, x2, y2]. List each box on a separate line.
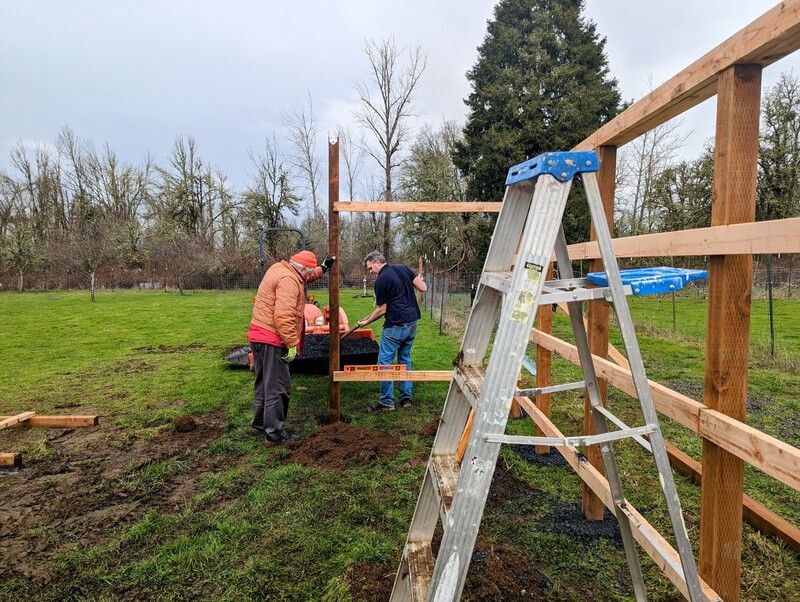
[0, 415, 620, 600]
[0, 413, 230, 583]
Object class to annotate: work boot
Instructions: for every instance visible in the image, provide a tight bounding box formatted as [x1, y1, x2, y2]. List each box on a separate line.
[369, 402, 395, 413]
[264, 431, 300, 445]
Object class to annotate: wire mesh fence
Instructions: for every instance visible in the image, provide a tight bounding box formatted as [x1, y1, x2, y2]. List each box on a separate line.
[3, 260, 798, 305]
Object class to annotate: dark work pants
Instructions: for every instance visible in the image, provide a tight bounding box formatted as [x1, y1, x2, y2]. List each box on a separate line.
[251, 342, 291, 439]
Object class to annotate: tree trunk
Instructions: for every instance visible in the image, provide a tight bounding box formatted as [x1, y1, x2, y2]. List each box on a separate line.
[382, 212, 391, 256]
[17, 270, 23, 293]
[90, 271, 96, 302]
[383, 166, 392, 256]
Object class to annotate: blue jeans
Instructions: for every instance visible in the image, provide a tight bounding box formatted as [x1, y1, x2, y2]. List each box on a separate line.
[378, 321, 417, 408]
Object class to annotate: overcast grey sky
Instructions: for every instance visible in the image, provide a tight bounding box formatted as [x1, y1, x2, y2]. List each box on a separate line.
[2, 1, 798, 195]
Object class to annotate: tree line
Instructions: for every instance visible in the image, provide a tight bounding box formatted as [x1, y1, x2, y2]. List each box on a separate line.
[2, 0, 800, 299]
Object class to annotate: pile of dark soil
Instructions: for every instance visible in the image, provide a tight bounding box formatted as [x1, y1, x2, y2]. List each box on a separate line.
[348, 537, 549, 601]
[546, 503, 623, 548]
[464, 539, 549, 599]
[286, 422, 400, 472]
[300, 334, 379, 357]
[293, 334, 379, 374]
[511, 444, 570, 468]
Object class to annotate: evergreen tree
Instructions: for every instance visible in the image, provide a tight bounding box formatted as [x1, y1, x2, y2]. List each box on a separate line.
[454, 0, 621, 242]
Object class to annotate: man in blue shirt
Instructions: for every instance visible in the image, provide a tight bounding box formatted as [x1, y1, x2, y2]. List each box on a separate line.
[357, 251, 428, 411]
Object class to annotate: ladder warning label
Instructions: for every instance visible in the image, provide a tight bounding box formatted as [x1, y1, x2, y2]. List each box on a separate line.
[510, 262, 542, 323]
[524, 261, 543, 285]
[511, 291, 535, 323]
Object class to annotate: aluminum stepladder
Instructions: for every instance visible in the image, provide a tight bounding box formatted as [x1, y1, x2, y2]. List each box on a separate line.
[389, 150, 703, 602]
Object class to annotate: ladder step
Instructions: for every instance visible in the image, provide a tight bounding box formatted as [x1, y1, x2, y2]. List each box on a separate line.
[544, 277, 593, 289]
[483, 424, 657, 448]
[541, 284, 633, 305]
[405, 541, 434, 601]
[430, 454, 460, 521]
[453, 365, 485, 408]
[516, 381, 585, 397]
[479, 270, 512, 294]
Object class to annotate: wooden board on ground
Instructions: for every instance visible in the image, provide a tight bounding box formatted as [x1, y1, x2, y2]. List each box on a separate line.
[0, 412, 36, 431]
[0, 415, 99, 428]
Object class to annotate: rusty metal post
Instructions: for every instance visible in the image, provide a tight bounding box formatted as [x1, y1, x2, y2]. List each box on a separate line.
[328, 137, 341, 424]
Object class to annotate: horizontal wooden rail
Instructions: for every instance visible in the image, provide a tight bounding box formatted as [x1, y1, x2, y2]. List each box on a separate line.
[333, 370, 452, 382]
[530, 329, 800, 492]
[566, 217, 800, 259]
[333, 201, 502, 213]
[573, 0, 800, 150]
[660, 439, 800, 553]
[0, 415, 99, 428]
[516, 397, 722, 602]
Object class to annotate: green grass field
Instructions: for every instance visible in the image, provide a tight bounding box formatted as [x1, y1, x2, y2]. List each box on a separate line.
[0, 289, 797, 601]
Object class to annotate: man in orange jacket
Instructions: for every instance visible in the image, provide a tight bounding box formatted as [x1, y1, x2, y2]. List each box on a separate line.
[248, 249, 335, 444]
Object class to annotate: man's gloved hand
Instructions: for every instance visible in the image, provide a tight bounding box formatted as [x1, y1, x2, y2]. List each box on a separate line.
[321, 256, 337, 273]
[286, 346, 298, 362]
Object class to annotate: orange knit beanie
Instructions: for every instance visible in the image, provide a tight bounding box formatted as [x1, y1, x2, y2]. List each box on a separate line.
[291, 250, 318, 268]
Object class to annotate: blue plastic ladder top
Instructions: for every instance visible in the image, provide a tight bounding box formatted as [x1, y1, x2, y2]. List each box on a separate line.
[586, 267, 708, 296]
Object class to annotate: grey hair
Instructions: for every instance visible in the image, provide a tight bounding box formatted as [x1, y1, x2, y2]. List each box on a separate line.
[289, 259, 313, 272]
[364, 250, 386, 266]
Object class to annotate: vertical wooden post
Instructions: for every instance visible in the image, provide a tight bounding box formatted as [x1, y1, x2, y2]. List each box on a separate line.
[699, 64, 761, 602]
[328, 138, 341, 424]
[534, 263, 554, 454]
[582, 145, 617, 521]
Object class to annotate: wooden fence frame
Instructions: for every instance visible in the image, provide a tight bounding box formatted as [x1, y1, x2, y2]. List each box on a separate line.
[327, 3, 800, 600]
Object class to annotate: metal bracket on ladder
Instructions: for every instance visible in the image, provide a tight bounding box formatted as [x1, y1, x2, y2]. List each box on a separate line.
[390, 150, 704, 602]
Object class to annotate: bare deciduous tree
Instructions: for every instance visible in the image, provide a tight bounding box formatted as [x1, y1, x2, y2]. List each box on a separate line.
[242, 135, 300, 255]
[155, 136, 228, 251]
[3, 210, 41, 292]
[615, 79, 692, 236]
[354, 36, 426, 257]
[69, 214, 116, 301]
[284, 91, 322, 217]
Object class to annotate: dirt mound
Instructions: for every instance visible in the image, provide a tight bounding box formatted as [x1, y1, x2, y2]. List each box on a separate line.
[286, 422, 400, 472]
[487, 465, 533, 506]
[419, 417, 440, 438]
[174, 414, 197, 432]
[464, 540, 549, 600]
[0, 413, 227, 583]
[348, 539, 548, 601]
[347, 561, 396, 601]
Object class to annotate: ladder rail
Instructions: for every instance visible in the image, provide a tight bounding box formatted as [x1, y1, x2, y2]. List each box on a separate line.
[583, 172, 704, 602]
[554, 225, 648, 602]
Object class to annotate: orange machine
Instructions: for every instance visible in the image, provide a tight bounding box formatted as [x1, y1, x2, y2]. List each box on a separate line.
[303, 304, 351, 335]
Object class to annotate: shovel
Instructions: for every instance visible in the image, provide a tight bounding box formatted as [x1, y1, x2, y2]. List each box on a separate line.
[340, 317, 369, 341]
